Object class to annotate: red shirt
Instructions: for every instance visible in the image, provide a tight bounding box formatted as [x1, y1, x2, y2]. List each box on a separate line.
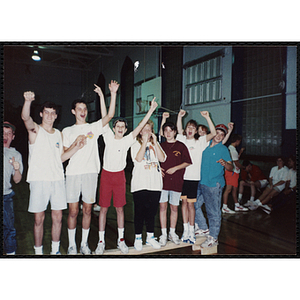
[241, 164, 267, 182]
[160, 140, 192, 192]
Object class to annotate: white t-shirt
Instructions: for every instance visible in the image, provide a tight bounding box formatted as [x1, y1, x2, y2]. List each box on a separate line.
[176, 134, 209, 181]
[102, 126, 135, 172]
[130, 140, 166, 193]
[285, 168, 297, 188]
[27, 126, 64, 182]
[269, 165, 289, 192]
[62, 119, 105, 175]
[228, 144, 240, 174]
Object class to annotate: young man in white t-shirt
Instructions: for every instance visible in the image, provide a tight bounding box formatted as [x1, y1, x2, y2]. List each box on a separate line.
[94, 84, 158, 254]
[22, 91, 86, 255]
[62, 80, 118, 255]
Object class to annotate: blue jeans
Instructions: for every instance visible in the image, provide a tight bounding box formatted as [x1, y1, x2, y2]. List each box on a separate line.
[195, 185, 208, 231]
[3, 191, 17, 254]
[196, 183, 223, 240]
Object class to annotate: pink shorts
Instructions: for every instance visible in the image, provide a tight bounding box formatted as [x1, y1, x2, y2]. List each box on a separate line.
[99, 169, 126, 208]
[225, 170, 239, 188]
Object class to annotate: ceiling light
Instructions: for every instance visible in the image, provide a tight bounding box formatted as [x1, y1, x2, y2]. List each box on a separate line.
[32, 50, 41, 61]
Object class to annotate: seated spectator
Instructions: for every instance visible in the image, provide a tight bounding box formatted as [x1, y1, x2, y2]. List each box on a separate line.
[238, 160, 268, 207]
[249, 156, 289, 211]
[261, 155, 297, 214]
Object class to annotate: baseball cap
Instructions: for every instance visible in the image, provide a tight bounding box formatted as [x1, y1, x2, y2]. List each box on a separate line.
[3, 121, 16, 132]
[215, 124, 228, 135]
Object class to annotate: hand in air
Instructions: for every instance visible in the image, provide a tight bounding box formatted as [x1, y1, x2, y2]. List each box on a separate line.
[23, 91, 35, 102]
[162, 112, 170, 119]
[94, 84, 104, 98]
[109, 80, 120, 93]
[150, 97, 158, 111]
[179, 109, 186, 118]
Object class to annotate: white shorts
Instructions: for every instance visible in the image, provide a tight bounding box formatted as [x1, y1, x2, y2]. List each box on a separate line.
[66, 173, 98, 204]
[28, 180, 67, 213]
[159, 190, 181, 206]
[259, 179, 268, 189]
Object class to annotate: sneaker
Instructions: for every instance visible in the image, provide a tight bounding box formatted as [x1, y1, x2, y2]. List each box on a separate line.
[95, 241, 105, 255]
[50, 251, 61, 255]
[117, 238, 129, 254]
[80, 243, 92, 255]
[146, 236, 161, 249]
[244, 200, 254, 207]
[248, 204, 259, 210]
[93, 205, 101, 212]
[235, 204, 248, 212]
[201, 236, 218, 248]
[195, 228, 210, 236]
[67, 245, 77, 255]
[159, 234, 167, 247]
[260, 204, 272, 214]
[134, 237, 143, 251]
[188, 234, 196, 244]
[222, 207, 236, 214]
[181, 231, 189, 243]
[168, 233, 181, 245]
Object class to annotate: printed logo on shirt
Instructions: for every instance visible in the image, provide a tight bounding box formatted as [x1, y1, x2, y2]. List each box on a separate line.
[56, 142, 60, 148]
[173, 150, 181, 157]
[86, 131, 94, 139]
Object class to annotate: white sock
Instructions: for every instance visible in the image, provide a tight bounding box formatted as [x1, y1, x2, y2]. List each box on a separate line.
[81, 228, 90, 246]
[223, 204, 228, 208]
[170, 228, 175, 235]
[51, 241, 60, 254]
[183, 223, 188, 233]
[68, 228, 76, 247]
[238, 193, 243, 200]
[118, 228, 124, 241]
[250, 196, 255, 202]
[235, 202, 240, 207]
[34, 245, 43, 255]
[99, 231, 105, 242]
[161, 228, 167, 236]
[188, 224, 194, 234]
[147, 232, 154, 239]
[135, 234, 142, 240]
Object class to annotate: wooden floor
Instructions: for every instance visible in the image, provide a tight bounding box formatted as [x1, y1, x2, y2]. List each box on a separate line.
[5, 170, 298, 257]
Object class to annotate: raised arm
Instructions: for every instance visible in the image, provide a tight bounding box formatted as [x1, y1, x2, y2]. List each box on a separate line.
[200, 111, 216, 142]
[101, 80, 119, 127]
[176, 109, 186, 135]
[222, 122, 234, 144]
[159, 112, 169, 137]
[132, 97, 158, 139]
[94, 84, 107, 118]
[21, 91, 39, 144]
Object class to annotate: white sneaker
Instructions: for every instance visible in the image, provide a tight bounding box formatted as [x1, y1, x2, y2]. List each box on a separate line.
[222, 207, 236, 214]
[235, 204, 248, 212]
[159, 234, 167, 247]
[117, 239, 129, 254]
[95, 241, 105, 255]
[201, 235, 218, 248]
[67, 245, 77, 255]
[146, 236, 161, 249]
[93, 205, 101, 212]
[244, 200, 254, 207]
[188, 234, 196, 244]
[181, 231, 189, 243]
[195, 228, 210, 236]
[80, 243, 92, 255]
[168, 233, 181, 245]
[134, 237, 143, 251]
[260, 204, 272, 214]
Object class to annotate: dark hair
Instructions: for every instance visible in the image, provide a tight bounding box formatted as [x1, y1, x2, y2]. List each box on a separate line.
[72, 99, 87, 110]
[113, 118, 128, 128]
[288, 155, 296, 170]
[195, 124, 208, 139]
[231, 133, 242, 143]
[183, 119, 198, 136]
[40, 101, 59, 114]
[162, 122, 177, 135]
[242, 160, 252, 167]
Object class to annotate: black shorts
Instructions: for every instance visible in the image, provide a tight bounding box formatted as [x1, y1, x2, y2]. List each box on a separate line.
[181, 180, 199, 202]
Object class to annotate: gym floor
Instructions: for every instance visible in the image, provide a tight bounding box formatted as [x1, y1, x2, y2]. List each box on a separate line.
[5, 169, 297, 257]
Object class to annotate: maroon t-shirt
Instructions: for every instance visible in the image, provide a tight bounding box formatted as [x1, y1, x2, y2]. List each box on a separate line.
[160, 140, 192, 192]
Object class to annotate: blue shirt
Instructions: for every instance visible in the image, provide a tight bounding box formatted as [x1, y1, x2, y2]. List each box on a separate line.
[200, 141, 231, 188]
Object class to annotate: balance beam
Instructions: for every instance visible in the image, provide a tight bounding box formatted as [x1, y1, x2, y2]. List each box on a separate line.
[92, 235, 217, 255]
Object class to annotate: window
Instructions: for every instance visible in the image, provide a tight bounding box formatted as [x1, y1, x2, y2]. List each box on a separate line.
[184, 54, 223, 105]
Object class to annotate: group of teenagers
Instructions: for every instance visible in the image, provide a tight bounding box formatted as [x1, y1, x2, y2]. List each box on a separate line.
[5, 79, 255, 255]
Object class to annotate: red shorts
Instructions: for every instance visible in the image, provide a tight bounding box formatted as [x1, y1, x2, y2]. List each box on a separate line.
[225, 170, 239, 188]
[99, 169, 126, 207]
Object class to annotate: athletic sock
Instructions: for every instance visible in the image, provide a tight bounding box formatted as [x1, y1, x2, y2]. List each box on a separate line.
[161, 228, 167, 236]
[34, 245, 43, 255]
[135, 234, 142, 239]
[99, 231, 105, 242]
[238, 193, 243, 200]
[118, 228, 124, 241]
[51, 241, 60, 254]
[188, 224, 194, 235]
[81, 228, 90, 246]
[147, 232, 154, 239]
[68, 228, 76, 247]
[170, 228, 175, 235]
[235, 202, 240, 207]
[183, 223, 188, 233]
[223, 204, 228, 209]
[250, 196, 255, 202]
